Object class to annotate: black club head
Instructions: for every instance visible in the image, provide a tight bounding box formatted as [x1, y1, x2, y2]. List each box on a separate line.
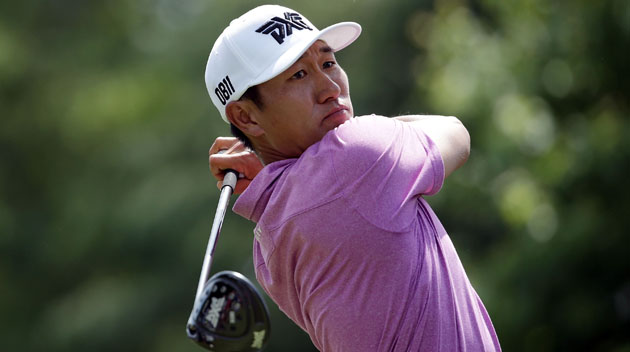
[187, 271, 271, 351]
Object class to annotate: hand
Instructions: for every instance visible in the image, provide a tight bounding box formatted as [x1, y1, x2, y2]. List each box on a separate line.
[208, 137, 264, 194]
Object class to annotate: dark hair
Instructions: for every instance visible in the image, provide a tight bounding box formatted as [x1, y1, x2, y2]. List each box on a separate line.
[241, 85, 264, 109]
[230, 85, 264, 150]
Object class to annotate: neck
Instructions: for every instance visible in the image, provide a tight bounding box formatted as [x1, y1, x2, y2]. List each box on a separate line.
[250, 139, 291, 165]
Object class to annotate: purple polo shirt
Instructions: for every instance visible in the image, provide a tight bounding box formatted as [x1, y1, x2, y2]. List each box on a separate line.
[233, 115, 501, 351]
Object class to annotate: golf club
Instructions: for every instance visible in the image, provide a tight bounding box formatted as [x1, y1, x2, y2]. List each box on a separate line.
[186, 168, 271, 351]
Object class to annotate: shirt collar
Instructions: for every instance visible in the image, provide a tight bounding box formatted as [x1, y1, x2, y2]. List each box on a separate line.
[232, 159, 295, 223]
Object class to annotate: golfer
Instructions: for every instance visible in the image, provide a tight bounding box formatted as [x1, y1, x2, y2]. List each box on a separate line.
[205, 5, 501, 351]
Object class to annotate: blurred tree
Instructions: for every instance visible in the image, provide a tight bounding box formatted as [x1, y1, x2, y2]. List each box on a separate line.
[0, 0, 628, 351]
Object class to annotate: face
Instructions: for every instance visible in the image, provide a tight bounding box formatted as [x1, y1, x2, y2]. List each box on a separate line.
[247, 40, 353, 162]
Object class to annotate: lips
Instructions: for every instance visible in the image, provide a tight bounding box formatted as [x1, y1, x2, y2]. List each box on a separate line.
[323, 105, 349, 121]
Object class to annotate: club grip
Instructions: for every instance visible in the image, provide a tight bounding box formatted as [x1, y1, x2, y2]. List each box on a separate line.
[222, 169, 238, 191]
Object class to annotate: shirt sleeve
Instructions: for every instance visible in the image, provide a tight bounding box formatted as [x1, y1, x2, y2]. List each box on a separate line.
[326, 115, 445, 232]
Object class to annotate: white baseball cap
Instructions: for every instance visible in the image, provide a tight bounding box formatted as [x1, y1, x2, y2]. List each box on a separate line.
[205, 5, 362, 123]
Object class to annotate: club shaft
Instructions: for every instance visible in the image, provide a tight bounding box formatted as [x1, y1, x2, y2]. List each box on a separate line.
[193, 170, 238, 302]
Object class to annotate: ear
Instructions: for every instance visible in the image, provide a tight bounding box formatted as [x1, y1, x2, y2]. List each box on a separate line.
[225, 100, 265, 137]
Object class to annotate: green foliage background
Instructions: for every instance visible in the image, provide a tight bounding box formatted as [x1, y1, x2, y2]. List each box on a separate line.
[1, 0, 629, 351]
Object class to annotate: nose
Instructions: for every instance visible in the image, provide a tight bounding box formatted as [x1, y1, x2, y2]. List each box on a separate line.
[314, 70, 341, 104]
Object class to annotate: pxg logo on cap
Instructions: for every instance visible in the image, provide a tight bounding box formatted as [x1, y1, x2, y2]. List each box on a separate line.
[255, 12, 313, 44]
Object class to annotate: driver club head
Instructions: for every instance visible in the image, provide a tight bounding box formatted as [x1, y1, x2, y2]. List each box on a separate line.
[187, 271, 271, 352]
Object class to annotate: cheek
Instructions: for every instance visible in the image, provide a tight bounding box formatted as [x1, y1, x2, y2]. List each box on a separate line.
[275, 94, 314, 128]
[336, 70, 351, 97]
[337, 70, 353, 110]
[261, 99, 309, 139]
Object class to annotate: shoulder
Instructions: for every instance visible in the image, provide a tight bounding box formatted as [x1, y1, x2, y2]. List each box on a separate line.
[323, 114, 402, 167]
[331, 114, 399, 147]
[320, 113, 444, 195]
[323, 114, 438, 171]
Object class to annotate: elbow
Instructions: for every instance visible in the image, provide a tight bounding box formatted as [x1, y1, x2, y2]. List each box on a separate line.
[450, 116, 471, 169]
[460, 123, 471, 167]
[447, 117, 470, 175]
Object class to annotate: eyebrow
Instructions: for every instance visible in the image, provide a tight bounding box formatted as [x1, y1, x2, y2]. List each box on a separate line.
[298, 45, 334, 61]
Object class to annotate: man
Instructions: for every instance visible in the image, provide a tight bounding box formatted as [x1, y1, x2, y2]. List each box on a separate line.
[205, 5, 501, 351]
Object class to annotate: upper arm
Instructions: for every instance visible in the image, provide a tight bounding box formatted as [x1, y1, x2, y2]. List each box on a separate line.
[394, 115, 470, 178]
[326, 115, 446, 230]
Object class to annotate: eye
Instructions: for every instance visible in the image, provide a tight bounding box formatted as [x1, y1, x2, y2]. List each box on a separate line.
[323, 61, 336, 69]
[292, 70, 306, 79]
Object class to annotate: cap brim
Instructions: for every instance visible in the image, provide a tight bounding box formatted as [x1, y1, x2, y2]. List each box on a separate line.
[250, 22, 361, 87]
[319, 22, 362, 52]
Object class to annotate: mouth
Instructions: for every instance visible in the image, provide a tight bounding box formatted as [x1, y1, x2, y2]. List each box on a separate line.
[322, 105, 350, 122]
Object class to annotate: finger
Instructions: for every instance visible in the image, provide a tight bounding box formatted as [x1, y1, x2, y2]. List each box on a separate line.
[210, 150, 259, 178]
[209, 137, 242, 156]
[225, 141, 246, 154]
[209, 151, 246, 180]
[209, 152, 239, 179]
[209, 154, 224, 181]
